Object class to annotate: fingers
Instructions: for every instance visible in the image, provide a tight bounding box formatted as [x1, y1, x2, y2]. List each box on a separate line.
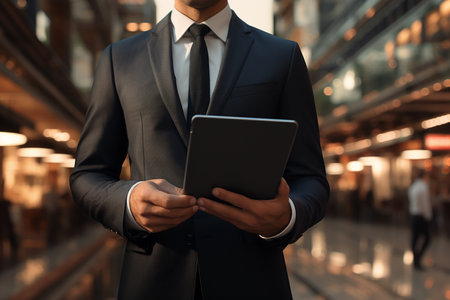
[211, 188, 252, 210]
[139, 206, 198, 232]
[152, 178, 184, 195]
[198, 197, 247, 224]
[129, 179, 198, 233]
[139, 181, 195, 209]
[145, 204, 198, 219]
[198, 178, 292, 236]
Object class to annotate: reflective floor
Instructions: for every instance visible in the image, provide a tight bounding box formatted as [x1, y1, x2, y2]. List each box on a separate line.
[2, 217, 450, 299]
[286, 218, 450, 300]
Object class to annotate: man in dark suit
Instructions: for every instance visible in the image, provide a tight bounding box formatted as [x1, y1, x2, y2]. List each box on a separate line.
[70, 0, 329, 299]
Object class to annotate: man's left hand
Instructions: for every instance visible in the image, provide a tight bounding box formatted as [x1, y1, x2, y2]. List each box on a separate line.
[197, 178, 291, 237]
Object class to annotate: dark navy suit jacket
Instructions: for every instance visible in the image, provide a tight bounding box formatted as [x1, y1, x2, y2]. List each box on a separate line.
[70, 12, 329, 300]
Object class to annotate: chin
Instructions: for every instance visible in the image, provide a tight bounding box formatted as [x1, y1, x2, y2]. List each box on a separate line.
[182, 0, 224, 9]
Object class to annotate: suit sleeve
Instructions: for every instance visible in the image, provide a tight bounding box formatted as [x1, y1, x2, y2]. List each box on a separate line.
[70, 45, 139, 237]
[278, 43, 330, 246]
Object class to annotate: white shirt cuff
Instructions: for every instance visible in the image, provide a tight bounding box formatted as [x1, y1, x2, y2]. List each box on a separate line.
[125, 181, 146, 231]
[259, 198, 296, 240]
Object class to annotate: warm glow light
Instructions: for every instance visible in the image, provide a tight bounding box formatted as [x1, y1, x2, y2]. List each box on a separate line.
[67, 139, 78, 149]
[420, 87, 430, 96]
[118, 0, 146, 4]
[332, 105, 348, 117]
[392, 99, 402, 108]
[347, 161, 364, 172]
[425, 134, 450, 150]
[0, 132, 27, 146]
[344, 28, 357, 41]
[440, 0, 450, 17]
[43, 153, 72, 164]
[343, 70, 356, 90]
[425, 277, 435, 290]
[326, 163, 344, 175]
[352, 262, 371, 275]
[397, 28, 411, 45]
[344, 139, 372, 153]
[17, 147, 54, 158]
[323, 86, 333, 96]
[410, 20, 422, 44]
[401, 150, 432, 160]
[17, 0, 27, 8]
[411, 90, 422, 99]
[139, 22, 152, 31]
[126, 22, 139, 32]
[433, 82, 443, 91]
[329, 252, 347, 268]
[62, 158, 76, 168]
[403, 250, 414, 265]
[358, 156, 381, 166]
[375, 128, 413, 144]
[422, 114, 450, 129]
[372, 243, 391, 279]
[311, 230, 327, 261]
[366, 8, 376, 18]
[43, 129, 70, 142]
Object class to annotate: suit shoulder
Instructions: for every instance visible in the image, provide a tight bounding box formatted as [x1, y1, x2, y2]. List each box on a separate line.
[241, 23, 297, 54]
[109, 31, 152, 54]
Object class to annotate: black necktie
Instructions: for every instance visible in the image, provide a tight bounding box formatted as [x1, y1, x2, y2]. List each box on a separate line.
[188, 24, 211, 126]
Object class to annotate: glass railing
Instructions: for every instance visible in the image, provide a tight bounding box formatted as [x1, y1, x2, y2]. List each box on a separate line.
[315, 0, 450, 117]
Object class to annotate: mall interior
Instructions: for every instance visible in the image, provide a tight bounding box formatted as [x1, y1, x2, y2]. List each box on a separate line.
[0, 0, 449, 299]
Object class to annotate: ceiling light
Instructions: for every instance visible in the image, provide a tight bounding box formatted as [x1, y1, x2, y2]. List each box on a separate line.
[326, 163, 344, 175]
[347, 161, 364, 172]
[126, 22, 139, 32]
[139, 22, 152, 31]
[401, 150, 432, 160]
[358, 156, 381, 166]
[18, 147, 54, 158]
[62, 158, 76, 168]
[0, 132, 27, 146]
[421, 114, 450, 129]
[344, 139, 372, 153]
[42, 153, 72, 164]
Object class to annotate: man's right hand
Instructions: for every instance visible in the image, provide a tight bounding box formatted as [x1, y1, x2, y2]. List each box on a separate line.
[129, 179, 198, 233]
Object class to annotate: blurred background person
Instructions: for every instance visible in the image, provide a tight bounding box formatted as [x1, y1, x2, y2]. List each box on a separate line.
[41, 171, 61, 246]
[0, 179, 18, 264]
[408, 169, 432, 270]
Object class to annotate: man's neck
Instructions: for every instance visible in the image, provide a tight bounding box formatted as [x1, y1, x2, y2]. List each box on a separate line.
[174, 0, 228, 23]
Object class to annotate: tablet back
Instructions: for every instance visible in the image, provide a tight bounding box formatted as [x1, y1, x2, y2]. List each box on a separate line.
[183, 115, 298, 200]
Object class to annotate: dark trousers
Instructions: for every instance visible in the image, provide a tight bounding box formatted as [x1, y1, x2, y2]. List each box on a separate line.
[194, 270, 202, 300]
[411, 215, 431, 267]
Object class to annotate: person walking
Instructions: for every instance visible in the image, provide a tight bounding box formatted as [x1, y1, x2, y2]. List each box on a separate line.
[408, 169, 432, 270]
[70, 1, 329, 299]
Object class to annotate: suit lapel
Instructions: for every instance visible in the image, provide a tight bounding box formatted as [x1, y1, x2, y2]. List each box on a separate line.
[208, 12, 254, 115]
[147, 14, 189, 147]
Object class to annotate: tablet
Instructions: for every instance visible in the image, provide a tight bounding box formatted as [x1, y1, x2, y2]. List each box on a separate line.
[183, 115, 298, 200]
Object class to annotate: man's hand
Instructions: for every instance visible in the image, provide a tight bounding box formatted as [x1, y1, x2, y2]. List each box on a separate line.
[197, 178, 291, 237]
[129, 179, 198, 233]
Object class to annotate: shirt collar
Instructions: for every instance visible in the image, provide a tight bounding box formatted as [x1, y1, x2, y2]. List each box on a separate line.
[171, 4, 231, 43]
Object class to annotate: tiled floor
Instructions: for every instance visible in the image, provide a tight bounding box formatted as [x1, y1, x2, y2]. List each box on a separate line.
[286, 218, 450, 300]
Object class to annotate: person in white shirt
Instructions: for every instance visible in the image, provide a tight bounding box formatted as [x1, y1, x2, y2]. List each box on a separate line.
[408, 169, 432, 270]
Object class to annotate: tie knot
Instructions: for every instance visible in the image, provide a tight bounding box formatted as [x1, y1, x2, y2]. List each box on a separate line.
[189, 24, 211, 39]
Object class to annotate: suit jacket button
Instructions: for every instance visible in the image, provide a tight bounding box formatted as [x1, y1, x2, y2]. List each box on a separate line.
[185, 233, 194, 247]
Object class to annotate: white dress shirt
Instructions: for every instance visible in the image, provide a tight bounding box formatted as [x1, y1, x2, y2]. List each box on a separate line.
[408, 178, 432, 220]
[126, 5, 296, 240]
